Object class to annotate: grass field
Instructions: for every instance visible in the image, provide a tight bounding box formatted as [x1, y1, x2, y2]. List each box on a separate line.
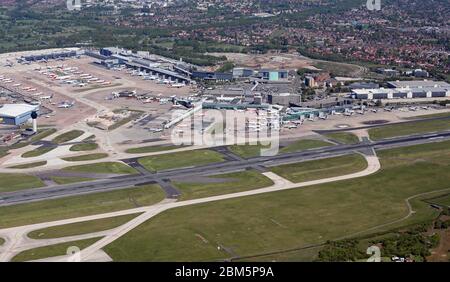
[369, 119, 450, 141]
[103, 141, 450, 261]
[11, 238, 101, 262]
[426, 194, 450, 207]
[228, 139, 332, 159]
[21, 146, 55, 158]
[405, 112, 450, 120]
[138, 150, 225, 172]
[0, 173, 45, 193]
[173, 170, 274, 200]
[28, 214, 140, 239]
[50, 176, 94, 185]
[62, 153, 108, 162]
[0, 184, 165, 229]
[52, 130, 84, 144]
[125, 145, 186, 154]
[69, 143, 99, 152]
[0, 238, 4, 246]
[270, 154, 368, 183]
[62, 162, 137, 174]
[8, 161, 47, 169]
[323, 132, 360, 145]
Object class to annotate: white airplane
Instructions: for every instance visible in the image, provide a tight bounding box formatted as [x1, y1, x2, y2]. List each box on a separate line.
[56, 75, 72, 80]
[171, 83, 185, 88]
[39, 95, 53, 100]
[58, 101, 75, 108]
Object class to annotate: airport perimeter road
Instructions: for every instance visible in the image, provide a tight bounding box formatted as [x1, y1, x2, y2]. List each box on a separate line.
[0, 155, 381, 262]
[0, 131, 449, 206]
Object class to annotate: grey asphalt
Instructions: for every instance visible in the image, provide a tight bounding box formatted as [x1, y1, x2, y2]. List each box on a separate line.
[1, 130, 450, 206]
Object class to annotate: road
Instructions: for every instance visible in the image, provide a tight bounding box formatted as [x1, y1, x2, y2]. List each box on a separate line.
[1, 130, 449, 206]
[0, 154, 381, 262]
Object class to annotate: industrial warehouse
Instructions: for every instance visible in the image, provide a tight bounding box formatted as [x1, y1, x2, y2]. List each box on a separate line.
[351, 81, 450, 100]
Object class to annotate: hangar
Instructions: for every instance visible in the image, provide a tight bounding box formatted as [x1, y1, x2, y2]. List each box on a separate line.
[0, 104, 40, 126]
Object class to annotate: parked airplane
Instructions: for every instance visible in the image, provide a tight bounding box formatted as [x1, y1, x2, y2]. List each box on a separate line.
[58, 101, 75, 108]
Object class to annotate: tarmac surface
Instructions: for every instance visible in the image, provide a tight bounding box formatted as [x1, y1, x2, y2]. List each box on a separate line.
[0, 130, 449, 206]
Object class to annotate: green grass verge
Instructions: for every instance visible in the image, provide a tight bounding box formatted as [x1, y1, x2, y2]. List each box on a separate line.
[11, 238, 101, 262]
[0, 173, 45, 193]
[50, 176, 94, 185]
[62, 153, 108, 162]
[405, 112, 450, 120]
[425, 194, 450, 207]
[62, 162, 137, 174]
[69, 143, 99, 152]
[52, 130, 84, 144]
[125, 145, 186, 154]
[103, 141, 450, 262]
[138, 150, 225, 172]
[0, 184, 165, 229]
[368, 119, 450, 141]
[227, 143, 270, 159]
[8, 161, 47, 169]
[270, 154, 368, 183]
[173, 170, 274, 201]
[228, 139, 333, 159]
[28, 214, 139, 239]
[323, 132, 360, 145]
[21, 146, 55, 158]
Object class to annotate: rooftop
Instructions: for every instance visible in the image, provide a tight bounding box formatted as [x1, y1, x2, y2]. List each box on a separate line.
[0, 104, 39, 118]
[387, 80, 450, 88]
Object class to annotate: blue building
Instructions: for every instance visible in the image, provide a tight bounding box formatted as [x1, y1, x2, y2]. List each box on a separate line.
[0, 104, 40, 126]
[258, 70, 289, 81]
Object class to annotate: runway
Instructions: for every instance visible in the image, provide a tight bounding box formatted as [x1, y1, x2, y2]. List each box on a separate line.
[1, 130, 449, 206]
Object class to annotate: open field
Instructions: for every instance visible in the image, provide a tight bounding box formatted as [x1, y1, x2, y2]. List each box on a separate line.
[323, 132, 360, 145]
[125, 145, 187, 154]
[138, 150, 225, 172]
[69, 143, 99, 152]
[0, 185, 165, 229]
[28, 214, 140, 239]
[270, 154, 368, 183]
[52, 130, 84, 144]
[62, 153, 108, 162]
[8, 161, 47, 169]
[11, 238, 101, 262]
[369, 119, 450, 141]
[0, 173, 45, 193]
[228, 139, 332, 159]
[173, 170, 274, 201]
[50, 176, 94, 185]
[62, 162, 137, 174]
[103, 141, 450, 261]
[426, 194, 450, 207]
[21, 146, 55, 158]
